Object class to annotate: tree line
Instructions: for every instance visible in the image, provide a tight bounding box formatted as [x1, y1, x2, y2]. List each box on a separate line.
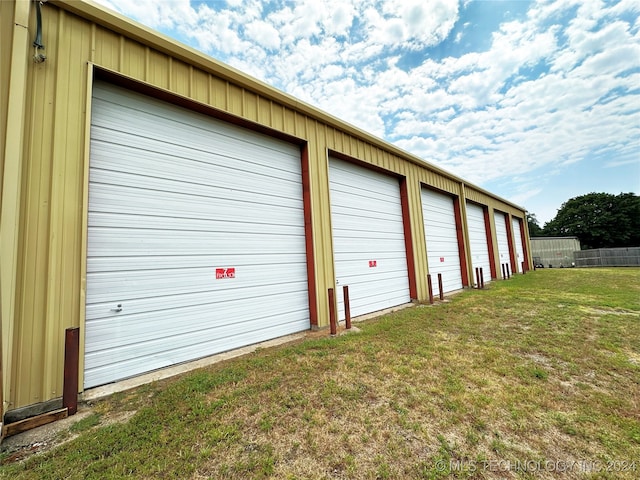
[527, 192, 640, 249]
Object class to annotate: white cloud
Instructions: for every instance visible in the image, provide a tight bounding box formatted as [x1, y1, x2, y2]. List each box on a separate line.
[244, 20, 281, 50]
[94, 0, 639, 212]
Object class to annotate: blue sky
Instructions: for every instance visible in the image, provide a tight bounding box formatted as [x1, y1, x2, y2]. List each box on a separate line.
[95, 0, 639, 226]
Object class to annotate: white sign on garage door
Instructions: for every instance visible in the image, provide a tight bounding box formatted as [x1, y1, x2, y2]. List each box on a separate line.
[421, 188, 463, 296]
[329, 157, 410, 319]
[85, 82, 309, 388]
[494, 212, 511, 275]
[466, 202, 492, 284]
[512, 217, 525, 272]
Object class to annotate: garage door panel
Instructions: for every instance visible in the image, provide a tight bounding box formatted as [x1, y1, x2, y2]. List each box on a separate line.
[90, 133, 303, 189]
[331, 256, 408, 271]
[89, 210, 305, 237]
[86, 82, 309, 388]
[84, 313, 307, 387]
[335, 268, 409, 284]
[329, 189, 401, 212]
[87, 228, 305, 257]
[87, 252, 307, 273]
[86, 282, 307, 328]
[331, 233, 406, 249]
[86, 292, 309, 354]
[344, 280, 410, 317]
[86, 264, 309, 306]
[86, 312, 310, 376]
[91, 124, 297, 177]
[92, 91, 297, 166]
[466, 203, 492, 283]
[329, 158, 410, 320]
[90, 161, 303, 210]
[330, 211, 405, 231]
[421, 189, 463, 295]
[89, 189, 303, 230]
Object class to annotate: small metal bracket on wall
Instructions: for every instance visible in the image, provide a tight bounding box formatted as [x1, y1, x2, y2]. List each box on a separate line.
[33, 1, 47, 63]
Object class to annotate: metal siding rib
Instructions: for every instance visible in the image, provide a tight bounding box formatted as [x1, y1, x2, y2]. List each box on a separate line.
[191, 68, 209, 104]
[147, 49, 169, 89]
[228, 83, 243, 116]
[121, 38, 145, 79]
[209, 76, 227, 110]
[171, 58, 190, 97]
[93, 26, 119, 71]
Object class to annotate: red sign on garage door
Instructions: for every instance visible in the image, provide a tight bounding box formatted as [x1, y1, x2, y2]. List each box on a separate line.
[215, 268, 236, 279]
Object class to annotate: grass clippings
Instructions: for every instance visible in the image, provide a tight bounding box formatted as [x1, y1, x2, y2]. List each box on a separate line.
[1, 267, 639, 479]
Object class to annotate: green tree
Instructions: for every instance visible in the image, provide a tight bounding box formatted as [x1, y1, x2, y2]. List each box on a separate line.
[527, 213, 543, 236]
[543, 192, 640, 249]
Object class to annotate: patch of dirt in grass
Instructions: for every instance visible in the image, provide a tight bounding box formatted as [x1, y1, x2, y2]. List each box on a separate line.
[625, 350, 640, 366]
[580, 306, 640, 316]
[0, 405, 137, 466]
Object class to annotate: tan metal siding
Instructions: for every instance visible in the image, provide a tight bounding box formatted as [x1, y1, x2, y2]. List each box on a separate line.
[306, 120, 332, 325]
[148, 49, 170, 90]
[2, 0, 530, 412]
[1, 0, 13, 181]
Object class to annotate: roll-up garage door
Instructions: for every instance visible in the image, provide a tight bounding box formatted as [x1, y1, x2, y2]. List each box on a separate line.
[512, 217, 525, 273]
[85, 82, 309, 388]
[421, 189, 463, 296]
[329, 158, 410, 319]
[466, 202, 492, 284]
[494, 212, 511, 275]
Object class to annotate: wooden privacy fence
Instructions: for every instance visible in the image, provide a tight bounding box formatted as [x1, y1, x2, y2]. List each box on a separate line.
[574, 247, 640, 267]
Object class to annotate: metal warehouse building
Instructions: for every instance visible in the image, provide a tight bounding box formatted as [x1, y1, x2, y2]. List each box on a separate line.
[1, 0, 532, 430]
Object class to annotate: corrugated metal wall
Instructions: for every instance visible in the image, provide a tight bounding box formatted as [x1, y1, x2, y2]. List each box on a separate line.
[531, 237, 581, 268]
[1, 0, 531, 412]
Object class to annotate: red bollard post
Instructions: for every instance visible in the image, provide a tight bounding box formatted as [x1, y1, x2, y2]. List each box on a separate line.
[427, 274, 434, 304]
[328, 288, 337, 336]
[438, 273, 444, 300]
[63, 327, 80, 415]
[522, 261, 526, 274]
[343, 285, 351, 330]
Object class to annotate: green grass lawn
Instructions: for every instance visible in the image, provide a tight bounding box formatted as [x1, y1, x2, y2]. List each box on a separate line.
[2, 268, 639, 479]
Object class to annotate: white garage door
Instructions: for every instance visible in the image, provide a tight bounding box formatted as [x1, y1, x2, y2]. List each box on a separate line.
[466, 202, 492, 284]
[512, 217, 525, 273]
[494, 212, 511, 276]
[421, 188, 463, 296]
[85, 82, 309, 388]
[329, 158, 410, 319]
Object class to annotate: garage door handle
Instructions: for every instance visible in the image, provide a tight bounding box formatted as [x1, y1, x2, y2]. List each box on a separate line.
[111, 304, 123, 313]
